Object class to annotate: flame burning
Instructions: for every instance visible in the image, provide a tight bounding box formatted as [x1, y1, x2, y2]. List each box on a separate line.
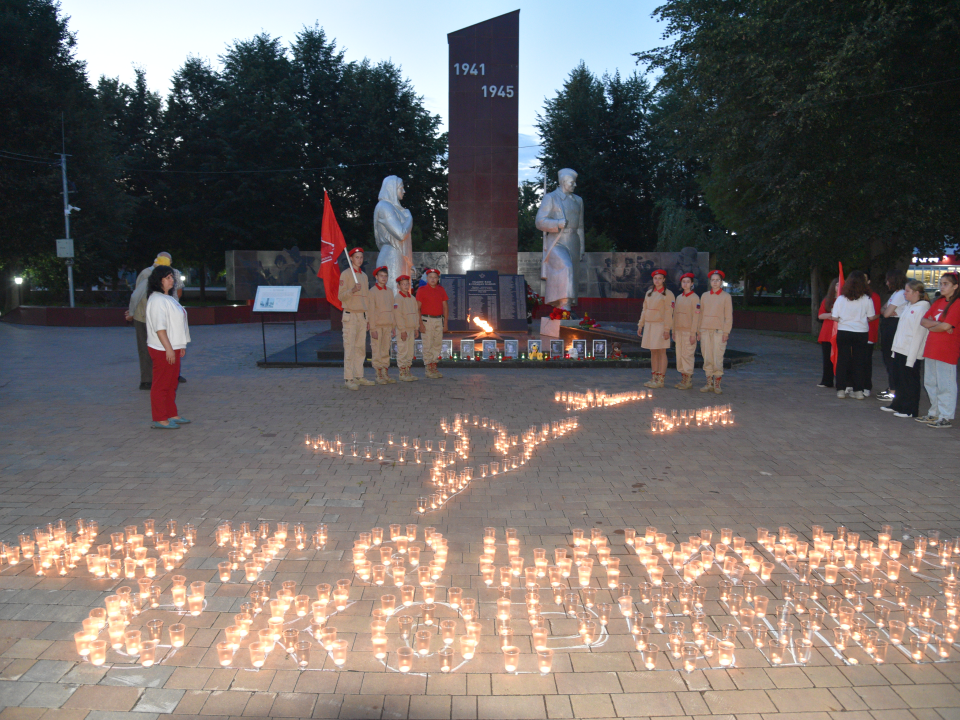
[472, 316, 493, 333]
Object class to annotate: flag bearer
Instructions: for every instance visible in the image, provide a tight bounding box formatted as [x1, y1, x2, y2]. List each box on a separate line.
[393, 275, 419, 381]
[338, 248, 372, 390]
[417, 268, 449, 379]
[699, 269, 733, 394]
[672, 273, 701, 389]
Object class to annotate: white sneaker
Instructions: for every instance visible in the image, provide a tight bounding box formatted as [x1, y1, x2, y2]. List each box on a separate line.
[893, 412, 913, 418]
[863, 389, 871, 397]
[880, 406, 896, 412]
[837, 390, 847, 399]
[852, 391, 864, 400]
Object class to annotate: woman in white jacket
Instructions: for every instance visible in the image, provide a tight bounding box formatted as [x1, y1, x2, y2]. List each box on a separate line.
[145, 266, 191, 428]
[881, 280, 929, 418]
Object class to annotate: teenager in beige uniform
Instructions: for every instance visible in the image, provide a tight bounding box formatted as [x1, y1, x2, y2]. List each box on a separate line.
[392, 274, 419, 382]
[369, 265, 397, 385]
[338, 248, 373, 391]
[699, 269, 733, 394]
[672, 272, 701, 389]
[637, 269, 675, 388]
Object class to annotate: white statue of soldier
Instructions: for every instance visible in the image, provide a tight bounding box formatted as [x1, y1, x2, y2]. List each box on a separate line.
[374, 176, 414, 293]
[535, 168, 585, 310]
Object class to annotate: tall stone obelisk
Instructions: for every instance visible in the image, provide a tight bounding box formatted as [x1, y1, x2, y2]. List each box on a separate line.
[447, 11, 519, 275]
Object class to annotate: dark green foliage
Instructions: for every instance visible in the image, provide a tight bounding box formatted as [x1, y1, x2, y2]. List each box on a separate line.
[535, 64, 658, 252]
[0, 0, 131, 301]
[637, 0, 960, 281]
[1, 7, 447, 305]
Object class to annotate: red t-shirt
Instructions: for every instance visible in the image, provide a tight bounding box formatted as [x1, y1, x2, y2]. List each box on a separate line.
[867, 292, 881, 343]
[417, 284, 449, 316]
[922, 297, 960, 364]
[817, 299, 836, 343]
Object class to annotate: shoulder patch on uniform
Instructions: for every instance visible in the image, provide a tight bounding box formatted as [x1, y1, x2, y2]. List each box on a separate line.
[671, 301, 675, 308]
[696, 304, 701, 309]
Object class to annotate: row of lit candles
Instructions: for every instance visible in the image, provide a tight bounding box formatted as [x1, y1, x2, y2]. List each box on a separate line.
[650, 404, 734, 432]
[554, 389, 648, 409]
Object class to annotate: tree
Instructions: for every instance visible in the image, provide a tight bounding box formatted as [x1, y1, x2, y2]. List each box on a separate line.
[536, 63, 658, 251]
[637, 0, 960, 287]
[0, 0, 130, 307]
[517, 179, 541, 252]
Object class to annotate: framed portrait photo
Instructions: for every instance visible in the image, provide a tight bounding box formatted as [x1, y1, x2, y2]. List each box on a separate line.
[414, 340, 423, 360]
[460, 339, 476, 359]
[440, 340, 453, 359]
[549, 339, 564, 359]
[482, 339, 497, 359]
[503, 339, 518, 358]
[592, 339, 607, 359]
[571, 339, 586, 359]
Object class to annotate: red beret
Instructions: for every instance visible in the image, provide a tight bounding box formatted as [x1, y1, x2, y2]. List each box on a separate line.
[348, 247, 364, 257]
[651, 269, 667, 278]
[709, 269, 725, 279]
[679, 273, 695, 281]
[425, 268, 440, 276]
[396, 275, 410, 282]
[374, 266, 388, 276]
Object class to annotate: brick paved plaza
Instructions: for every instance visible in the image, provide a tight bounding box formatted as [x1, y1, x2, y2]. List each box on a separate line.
[1, 321, 959, 720]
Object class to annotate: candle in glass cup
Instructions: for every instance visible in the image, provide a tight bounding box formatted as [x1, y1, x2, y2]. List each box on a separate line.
[248, 641, 266, 668]
[89, 639, 107, 666]
[643, 642, 659, 669]
[502, 645, 520, 672]
[415, 629, 432, 656]
[169, 623, 185, 648]
[187, 594, 203, 616]
[397, 646, 414, 672]
[75, 631, 92, 657]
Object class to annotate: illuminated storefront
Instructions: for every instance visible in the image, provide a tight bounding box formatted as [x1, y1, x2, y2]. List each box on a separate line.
[908, 252, 960, 290]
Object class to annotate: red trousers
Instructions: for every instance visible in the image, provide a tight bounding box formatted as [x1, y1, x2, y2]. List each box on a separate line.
[149, 347, 180, 421]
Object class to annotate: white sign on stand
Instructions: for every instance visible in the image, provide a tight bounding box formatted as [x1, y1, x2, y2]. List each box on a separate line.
[56, 239, 74, 258]
[252, 286, 302, 313]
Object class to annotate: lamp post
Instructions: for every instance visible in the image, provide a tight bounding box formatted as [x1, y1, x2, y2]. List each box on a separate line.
[14, 276, 23, 309]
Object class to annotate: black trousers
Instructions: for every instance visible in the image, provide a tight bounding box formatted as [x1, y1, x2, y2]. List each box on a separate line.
[134, 320, 152, 384]
[864, 341, 875, 391]
[890, 352, 923, 417]
[820, 341, 834, 387]
[880, 316, 899, 392]
[836, 330, 869, 392]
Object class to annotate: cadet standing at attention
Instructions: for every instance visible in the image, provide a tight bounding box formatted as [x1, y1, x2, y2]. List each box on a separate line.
[672, 272, 701, 389]
[699, 269, 733, 394]
[369, 265, 397, 385]
[637, 269, 675, 388]
[417, 268, 449, 379]
[392, 274, 419, 382]
[338, 248, 373, 391]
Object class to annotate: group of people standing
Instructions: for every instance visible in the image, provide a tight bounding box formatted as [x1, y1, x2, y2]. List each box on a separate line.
[637, 268, 733, 394]
[818, 269, 960, 428]
[338, 247, 449, 390]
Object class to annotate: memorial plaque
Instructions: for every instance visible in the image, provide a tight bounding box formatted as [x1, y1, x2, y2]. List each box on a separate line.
[466, 270, 499, 329]
[447, 11, 519, 275]
[440, 274, 468, 331]
[497, 273, 527, 331]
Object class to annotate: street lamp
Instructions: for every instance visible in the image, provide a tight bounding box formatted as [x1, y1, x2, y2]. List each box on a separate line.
[14, 277, 23, 285]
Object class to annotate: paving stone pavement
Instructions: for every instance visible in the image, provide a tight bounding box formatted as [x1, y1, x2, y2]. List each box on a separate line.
[1, 321, 960, 719]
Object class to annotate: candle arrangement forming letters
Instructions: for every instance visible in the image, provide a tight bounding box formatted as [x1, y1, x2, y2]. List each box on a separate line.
[9, 519, 953, 674]
[650, 404, 734, 433]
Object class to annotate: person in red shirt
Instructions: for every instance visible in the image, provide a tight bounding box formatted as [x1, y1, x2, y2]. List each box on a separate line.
[918, 272, 960, 428]
[817, 278, 839, 388]
[862, 275, 883, 396]
[417, 268, 449, 379]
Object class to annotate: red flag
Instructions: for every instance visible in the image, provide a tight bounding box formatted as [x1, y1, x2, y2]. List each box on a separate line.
[318, 190, 347, 311]
[830, 262, 844, 372]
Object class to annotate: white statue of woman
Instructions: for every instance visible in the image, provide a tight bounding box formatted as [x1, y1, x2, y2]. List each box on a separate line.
[374, 176, 414, 293]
